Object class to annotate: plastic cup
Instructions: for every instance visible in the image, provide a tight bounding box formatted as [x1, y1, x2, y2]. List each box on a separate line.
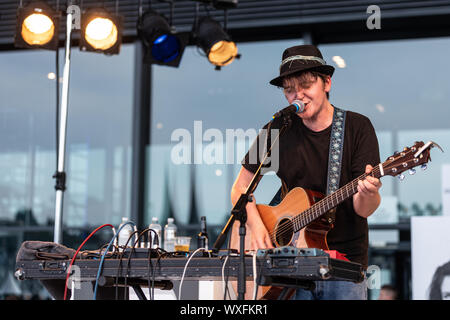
[175, 236, 191, 252]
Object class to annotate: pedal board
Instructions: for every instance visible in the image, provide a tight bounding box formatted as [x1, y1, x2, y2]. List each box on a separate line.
[256, 246, 329, 258]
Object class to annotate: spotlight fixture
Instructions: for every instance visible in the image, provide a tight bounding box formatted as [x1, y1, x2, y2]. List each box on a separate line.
[14, 1, 60, 50]
[79, 7, 123, 55]
[194, 16, 238, 69]
[137, 9, 188, 67]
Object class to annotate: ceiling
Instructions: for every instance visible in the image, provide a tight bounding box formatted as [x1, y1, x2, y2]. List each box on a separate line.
[1, 0, 450, 50]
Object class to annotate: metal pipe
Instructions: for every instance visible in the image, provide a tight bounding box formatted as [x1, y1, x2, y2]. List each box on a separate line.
[54, 5, 74, 244]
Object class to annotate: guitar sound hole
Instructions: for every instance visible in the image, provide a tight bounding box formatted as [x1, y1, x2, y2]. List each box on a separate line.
[275, 218, 294, 246]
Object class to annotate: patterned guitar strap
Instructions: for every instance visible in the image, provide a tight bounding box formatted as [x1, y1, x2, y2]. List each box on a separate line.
[269, 106, 346, 245]
[323, 106, 347, 225]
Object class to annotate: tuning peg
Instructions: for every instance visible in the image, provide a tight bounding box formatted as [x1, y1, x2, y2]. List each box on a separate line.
[398, 174, 405, 181]
[409, 168, 416, 175]
[421, 164, 427, 170]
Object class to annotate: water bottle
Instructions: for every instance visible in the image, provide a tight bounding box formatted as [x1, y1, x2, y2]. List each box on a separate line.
[197, 216, 209, 250]
[148, 217, 162, 249]
[118, 217, 133, 252]
[164, 217, 177, 252]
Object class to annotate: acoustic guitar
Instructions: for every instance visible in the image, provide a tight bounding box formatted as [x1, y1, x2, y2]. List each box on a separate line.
[230, 140, 442, 300]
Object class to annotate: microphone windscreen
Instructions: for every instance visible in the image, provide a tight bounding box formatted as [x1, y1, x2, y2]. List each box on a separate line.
[292, 100, 305, 113]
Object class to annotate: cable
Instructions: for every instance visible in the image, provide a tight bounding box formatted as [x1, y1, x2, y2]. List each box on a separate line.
[120, 229, 141, 300]
[252, 251, 257, 300]
[178, 248, 210, 300]
[221, 255, 230, 299]
[93, 220, 136, 300]
[145, 229, 160, 300]
[63, 224, 114, 300]
[125, 228, 159, 300]
[114, 227, 160, 300]
[223, 232, 233, 300]
[114, 228, 141, 300]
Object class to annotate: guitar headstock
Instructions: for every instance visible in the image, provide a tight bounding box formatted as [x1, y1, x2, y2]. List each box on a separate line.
[381, 141, 443, 178]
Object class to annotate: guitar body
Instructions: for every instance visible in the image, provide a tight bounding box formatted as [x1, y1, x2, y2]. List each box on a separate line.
[230, 187, 334, 300]
[257, 187, 332, 250]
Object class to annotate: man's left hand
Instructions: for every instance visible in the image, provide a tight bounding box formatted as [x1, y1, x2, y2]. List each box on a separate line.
[357, 164, 382, 197]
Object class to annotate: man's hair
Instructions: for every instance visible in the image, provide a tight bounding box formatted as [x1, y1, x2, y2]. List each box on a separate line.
[281, 71, 330, 100]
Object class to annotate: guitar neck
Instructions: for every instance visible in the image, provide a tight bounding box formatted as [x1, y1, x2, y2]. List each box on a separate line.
[292, 165, 382, 232]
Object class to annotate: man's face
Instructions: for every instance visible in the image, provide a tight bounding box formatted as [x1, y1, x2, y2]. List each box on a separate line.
[282, 73, 331, 121]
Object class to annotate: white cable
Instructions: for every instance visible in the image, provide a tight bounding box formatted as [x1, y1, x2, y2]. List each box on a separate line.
[252, 251, 258, 300]
[111, 227, 117, 247]
[221, 251, 258, 300]
[221, 255, 230, 299]
[178, 248, 210, 300]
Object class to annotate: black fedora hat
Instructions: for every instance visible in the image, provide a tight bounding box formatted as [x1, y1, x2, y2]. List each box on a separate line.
[269, 45, 335, 87]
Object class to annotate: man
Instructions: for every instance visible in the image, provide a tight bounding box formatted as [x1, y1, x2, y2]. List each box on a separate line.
[230, 45, 382, 300]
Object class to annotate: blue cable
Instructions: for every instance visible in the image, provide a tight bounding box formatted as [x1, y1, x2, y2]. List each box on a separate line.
[93, 220, 136, 300]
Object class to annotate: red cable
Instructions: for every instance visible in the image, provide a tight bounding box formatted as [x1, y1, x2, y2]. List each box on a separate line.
[63, 224, 114, 300]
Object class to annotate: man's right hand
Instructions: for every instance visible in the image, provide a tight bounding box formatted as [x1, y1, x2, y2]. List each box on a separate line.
[247, 214, 274, 251]
[231, 166, 275, 251]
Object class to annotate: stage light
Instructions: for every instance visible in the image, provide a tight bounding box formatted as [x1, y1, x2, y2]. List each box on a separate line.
[14, 1, 59, 50]
[80, 7, 123, 55]
[194, 16, 238, 69]
[137, 9, 188, 67]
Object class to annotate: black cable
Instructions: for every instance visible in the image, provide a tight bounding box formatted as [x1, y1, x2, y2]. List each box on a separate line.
[138, 0, 143, 17]
[144, 228, 160, 300]
[114, 229, 140, 300]
[113, 228, 170, 300]
[122, 228, 161, 300]
[169, 0, 174, 26]
[223, 232, 233, 300]
[131, 227, 156, 300]
[124, 229, 145, 300]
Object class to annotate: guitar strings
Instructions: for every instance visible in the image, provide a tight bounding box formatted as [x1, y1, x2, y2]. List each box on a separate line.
[268, 170, 372, 243]
[268, 167, 380, 244]
[270, 167, 380, 242]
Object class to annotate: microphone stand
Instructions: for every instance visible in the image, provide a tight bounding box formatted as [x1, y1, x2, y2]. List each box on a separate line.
[212, 115, 292, 300]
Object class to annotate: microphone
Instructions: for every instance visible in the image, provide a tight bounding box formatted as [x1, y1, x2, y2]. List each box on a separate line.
[272, 100, 305, 120]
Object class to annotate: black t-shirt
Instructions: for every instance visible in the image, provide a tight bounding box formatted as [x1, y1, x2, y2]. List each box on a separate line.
[242, 108, 380, 268]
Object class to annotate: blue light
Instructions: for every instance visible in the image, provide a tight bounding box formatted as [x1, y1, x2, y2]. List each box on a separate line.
[154, 34, 167, 44]
[151, 34, 180, 63]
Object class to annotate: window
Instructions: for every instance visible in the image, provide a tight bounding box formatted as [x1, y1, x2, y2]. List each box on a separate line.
[0, 44, 134, 298]
[149, 39, 303, 231]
